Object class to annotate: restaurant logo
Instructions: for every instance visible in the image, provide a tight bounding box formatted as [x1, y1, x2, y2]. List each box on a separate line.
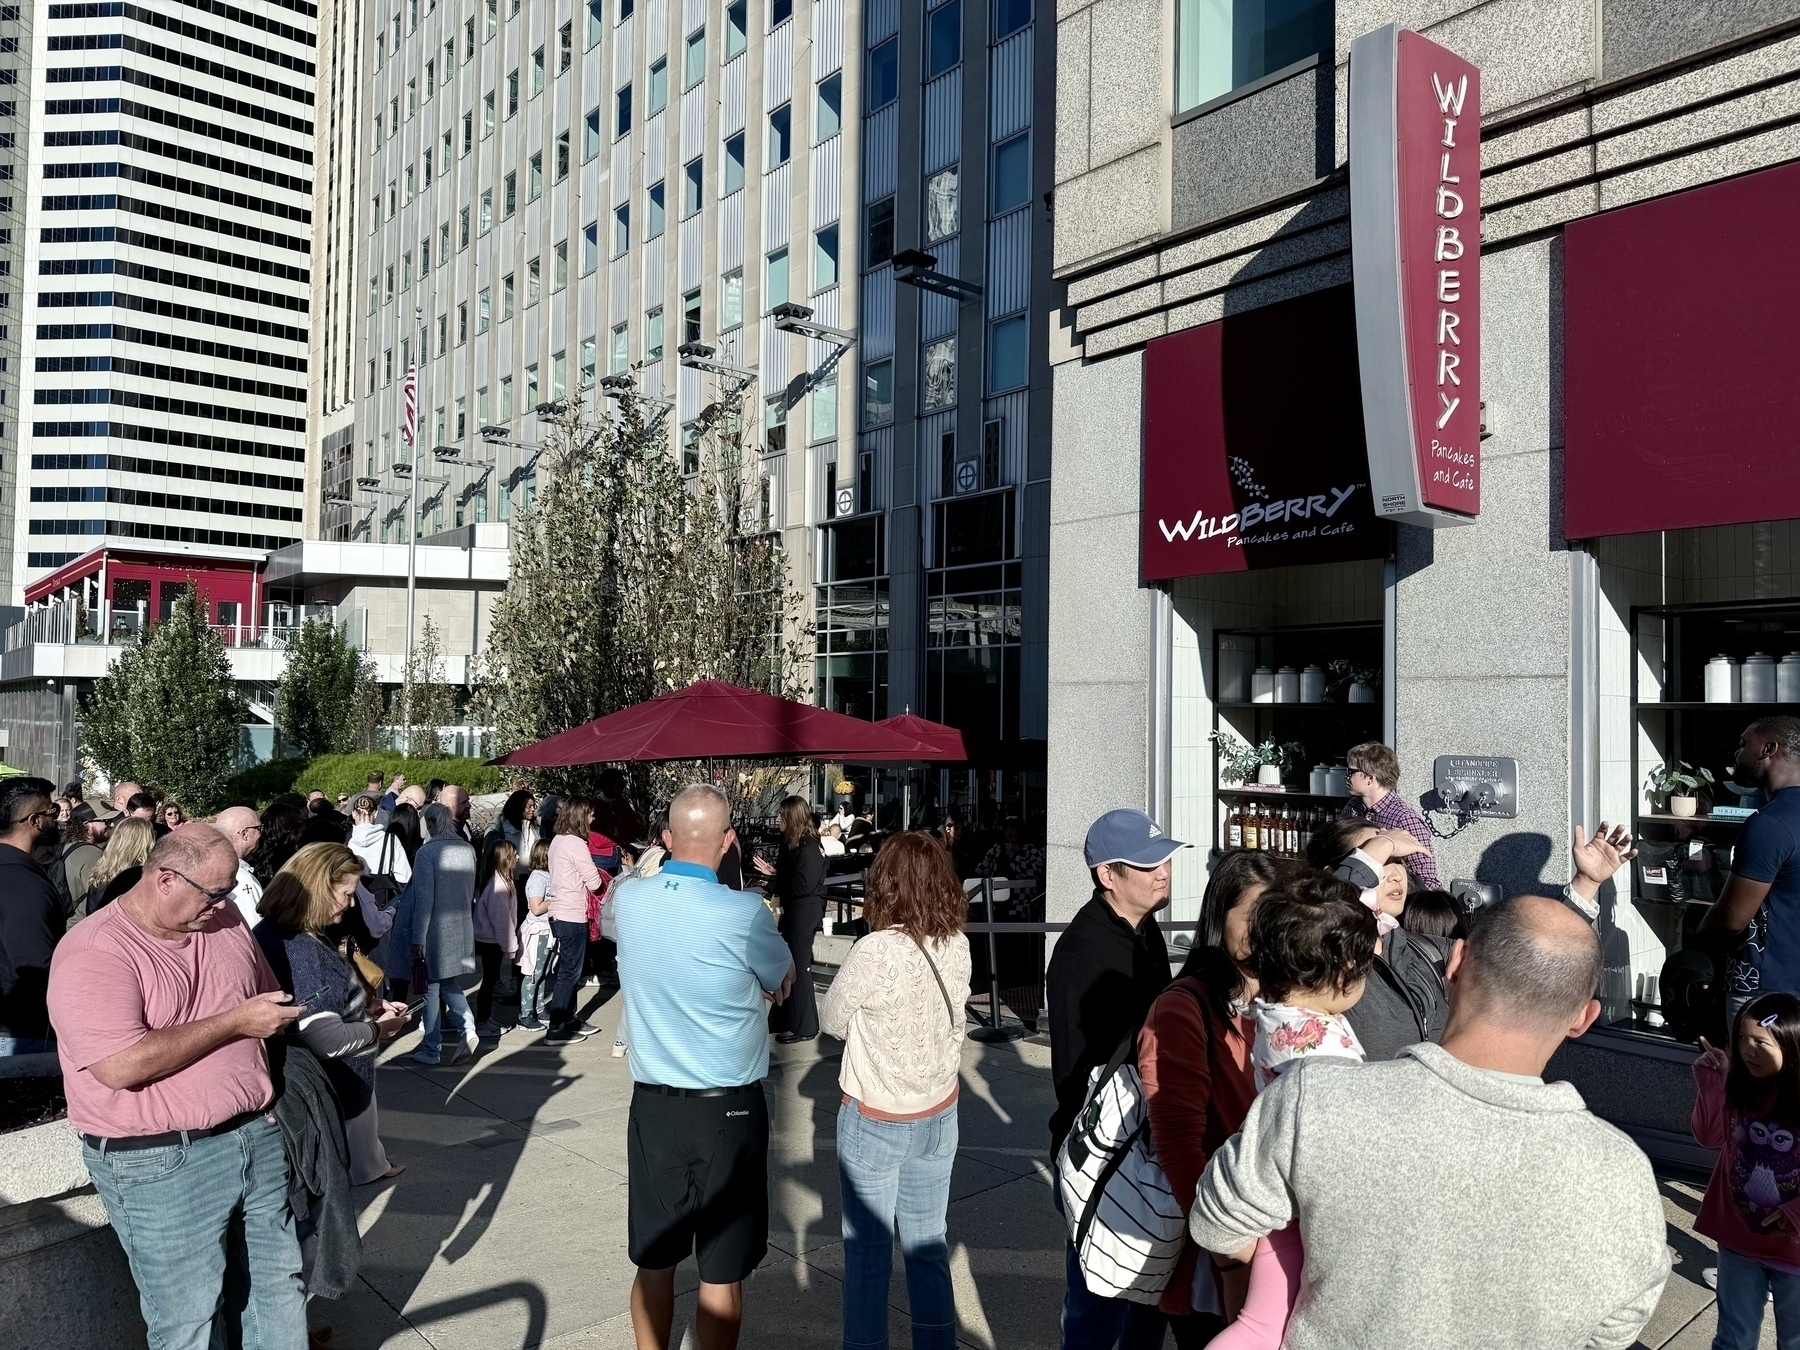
[1349, 24, 1482, 526]
[1157, 485, 1364, 545]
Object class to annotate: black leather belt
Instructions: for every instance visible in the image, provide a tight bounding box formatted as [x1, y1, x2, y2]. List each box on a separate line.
[82, 1107, 267, 1153]
[634, 1081, 758, 1098]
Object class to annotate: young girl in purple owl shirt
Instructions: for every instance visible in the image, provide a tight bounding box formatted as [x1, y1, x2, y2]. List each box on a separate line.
[1693, 990, 1800, 1348]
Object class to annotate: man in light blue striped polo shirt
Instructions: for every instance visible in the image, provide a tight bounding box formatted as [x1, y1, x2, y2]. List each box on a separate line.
[614, 783, 794, 1349]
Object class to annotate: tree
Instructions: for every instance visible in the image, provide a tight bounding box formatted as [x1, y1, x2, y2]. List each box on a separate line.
[400, 615, 457, 757]
[475, 384, 811, 797]
[347, 659, 387, 751]
[275, 614, 365, 756]
[80, 591, 247, 810]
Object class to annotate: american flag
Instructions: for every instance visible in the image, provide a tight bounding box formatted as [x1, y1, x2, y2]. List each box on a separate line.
[401, 363, 418, 447]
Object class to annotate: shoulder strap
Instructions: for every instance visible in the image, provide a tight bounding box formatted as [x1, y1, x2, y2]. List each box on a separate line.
[904, 930, 958, 1028]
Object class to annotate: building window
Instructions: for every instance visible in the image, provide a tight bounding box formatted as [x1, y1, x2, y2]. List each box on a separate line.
[461, 111, 472, 154]
[559, 21, 573, 70]
[811, 373, 837, 441]
[479, 189, 493, 233]
[927, 167, 959, 241]
[988, 314, 1027, 392]
[768, 103, 790, 166]
[527, 255, 541, 305]
[459, 206, 470, 247]
[478, 286, 491, 331]
[525, 362, 539, 407]
[618, 0, 632, 17]
[455, 395, 467, 439]
[866, 38, 897, 111]
[554, 240, 568, 290]
[816, 72, 841, 140]
[866, 196, 894, 268]
[992, 133, 1030, 215]
[772, 0, 791, 25]
[863, 358, 893, 427]
[724, 0, 747, 58]
[587, 0, 602, 46]
[610, 323, 628, 373]
[604, 210, 620, 260]
[766, 247, 788, 309]
[503, 272, 515, 318]
[684, 28, 705, 88]
[683, 157, 703, 216]
[927, 0, 960, 78]
[814, 224, 839, 292]
[580, 336, 596, 386]
[457, 302, 468, 343]
[503, 171, 517, 216]
[551, 350, 567, 397]
[682, 288, 701, 344]
[646, 307, 664, 359]
[647, 180, 665, 237]
[721, 269, 743, 330]
[1177, 0, 1332, 112]
[585, 107, 601, 158]
[533, 45, 546, 94]
[529, 152, 543, 199]
[556, 131, 571, 179]
[507, 68, 519, 115]
[483, 91, 495, 136]
[724, 133, 745, 194]
[485, 0, 497, 38]
[425, 57, 435, 97]
[923, 337, 955, 409]
[500, 374, 514, 420]
[765, 394, 788, 452]
[616, 82, 632, 137]
[648, 57, 668, 114]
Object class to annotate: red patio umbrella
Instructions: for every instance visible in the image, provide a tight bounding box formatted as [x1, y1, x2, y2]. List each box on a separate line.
[807, 712, 970, 763]
[489, 679, 933, 767]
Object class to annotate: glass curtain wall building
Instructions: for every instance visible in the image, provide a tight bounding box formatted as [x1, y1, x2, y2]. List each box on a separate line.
[10, 0, 315, 593]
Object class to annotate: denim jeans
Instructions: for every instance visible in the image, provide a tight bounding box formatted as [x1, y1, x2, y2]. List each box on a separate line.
[518, 931, 557, 1019]
[547, 918, 588, 1031]
[1055, 1181, 1168, 1350]
[420, 978, 474, 1055]
[84, 1115, 305, 1350]
[838, 1098, 958, 1350]
[1714, 1244, 1800, 1349]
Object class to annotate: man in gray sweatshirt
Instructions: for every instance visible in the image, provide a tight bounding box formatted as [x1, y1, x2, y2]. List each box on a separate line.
[1189, 894, 1670, 1350]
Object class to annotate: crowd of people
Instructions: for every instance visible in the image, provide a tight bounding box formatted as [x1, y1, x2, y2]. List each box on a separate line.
[13, 721, 1800, 1348]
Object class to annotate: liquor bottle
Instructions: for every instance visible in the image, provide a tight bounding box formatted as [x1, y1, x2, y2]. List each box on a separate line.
[1284, 808, 1299, 855]
[1272, 807, 1287, 855]
[1243, 806, 1260, 852]
[1227, 804, 1243, 850]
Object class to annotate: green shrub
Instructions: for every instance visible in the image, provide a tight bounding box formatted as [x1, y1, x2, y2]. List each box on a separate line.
[220, 756, 309, 809]
[293, 753, 507, 800]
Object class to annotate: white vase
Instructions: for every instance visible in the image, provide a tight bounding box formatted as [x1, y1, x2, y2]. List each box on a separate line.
[1348, 681, 1375, 704]
[1257, 764, 1282, 786]
[1668, 795, 1698, 818]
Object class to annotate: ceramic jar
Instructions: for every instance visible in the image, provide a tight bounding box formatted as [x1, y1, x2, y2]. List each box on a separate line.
[1300, 665, 1326, 703]
[1275, 667, 1300, 703]
[1743, 653, 1777, 703]
[1251, 666, 1276, 704]
[1705, 655, 1739, 704]
[1781, 654, 1800, 703]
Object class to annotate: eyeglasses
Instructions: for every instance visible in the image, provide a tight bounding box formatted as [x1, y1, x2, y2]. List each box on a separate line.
[8, 808, 55, 827]
[159, 868, 238, 906]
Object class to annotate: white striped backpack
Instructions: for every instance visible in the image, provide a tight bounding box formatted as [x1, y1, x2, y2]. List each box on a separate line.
[1054, 984, 1199, 1303]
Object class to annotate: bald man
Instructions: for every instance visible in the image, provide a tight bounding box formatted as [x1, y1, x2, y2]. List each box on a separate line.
[614, 784, 794, 1350]
[214, 806, 265, 928]
[104, 779, 143, 820]
[49, 824, 305, 1349]
[1190, 893, 1669, 1350]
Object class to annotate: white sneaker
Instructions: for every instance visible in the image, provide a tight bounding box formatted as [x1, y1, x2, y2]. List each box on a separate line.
[612, 1040, 626, 1058]
[412, 1047, 442, 1066]
[450, 1030, 480, 1065]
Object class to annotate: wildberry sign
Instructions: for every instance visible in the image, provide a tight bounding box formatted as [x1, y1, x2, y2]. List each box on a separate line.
[1350, 24, 1482, 526]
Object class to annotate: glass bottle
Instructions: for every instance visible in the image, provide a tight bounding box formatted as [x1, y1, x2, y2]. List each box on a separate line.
[1243, 805, 1260, 852]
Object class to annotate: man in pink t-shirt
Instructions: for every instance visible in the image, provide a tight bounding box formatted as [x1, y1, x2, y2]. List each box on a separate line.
[48, 823, 306, 1350]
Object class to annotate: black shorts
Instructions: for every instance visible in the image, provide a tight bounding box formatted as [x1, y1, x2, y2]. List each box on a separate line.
[627, 1083, 769, 1284]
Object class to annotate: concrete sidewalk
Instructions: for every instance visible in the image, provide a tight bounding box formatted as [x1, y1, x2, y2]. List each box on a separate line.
[309, 978, 1766, 1350]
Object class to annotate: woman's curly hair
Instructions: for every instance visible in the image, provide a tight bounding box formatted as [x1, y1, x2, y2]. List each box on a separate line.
[1250, 870, 1379, 1003]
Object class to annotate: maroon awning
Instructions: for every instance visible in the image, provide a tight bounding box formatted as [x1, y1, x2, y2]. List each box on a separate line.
[489, 680, 932, 766]
[1564, 159, 1800, 539]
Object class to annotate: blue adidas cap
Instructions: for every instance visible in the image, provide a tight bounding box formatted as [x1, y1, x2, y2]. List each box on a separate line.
[1083, 809, 1190, 869]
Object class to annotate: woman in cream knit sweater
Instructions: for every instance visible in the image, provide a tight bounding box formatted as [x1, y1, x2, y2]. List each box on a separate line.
[820, 831, 972, 1350]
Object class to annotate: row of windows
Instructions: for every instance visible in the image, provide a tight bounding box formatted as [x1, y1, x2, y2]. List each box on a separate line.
[40, 258, 305, 313]
[123, 99, 311, 164]
[29, 486, 302, 519]
[36, 356, 305, 403]
[33, 387, 306, 432]
[44, 68, 313, 136]
[48, 36, 310, 107]
[87, 163, 309, 223]
[52, 0, 314, 32]
[32, 420, 304, 462]
[39, 225, 310, 285]
[28, 518, 300, 549]
[28, 552, 82, 567]
[35, 291, 308, 344]
[370, 16, 573, 148]
[32, 452, 306, 493]
[104, 130, 313, 195]
[38, 323, 309, 374]
[75, 7, 318, 78]
[118, 193, 308, 255]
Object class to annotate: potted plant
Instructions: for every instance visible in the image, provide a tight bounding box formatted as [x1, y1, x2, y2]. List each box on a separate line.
[1646, 760, 1715, 817]
[1212, 732, 1305, 787]
[1326, 659, 1380, 704]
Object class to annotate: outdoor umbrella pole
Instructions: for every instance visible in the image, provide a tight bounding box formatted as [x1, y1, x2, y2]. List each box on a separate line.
[970, 875, 1023, 1044]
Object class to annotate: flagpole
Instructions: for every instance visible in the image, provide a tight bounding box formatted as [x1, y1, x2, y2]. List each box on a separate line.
[401, 361, 419, 755]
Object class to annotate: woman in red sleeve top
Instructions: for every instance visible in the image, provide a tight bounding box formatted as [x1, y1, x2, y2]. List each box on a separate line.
[1138, 851, 1295, 1346]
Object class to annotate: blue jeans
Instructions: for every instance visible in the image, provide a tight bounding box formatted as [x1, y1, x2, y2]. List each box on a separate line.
[1715, 1244, 1800, 1349]
[518, 931, 557, 1019]
[548, 918, 588, 1031]
[420, 977, 474, 1054]
[1056, 1181, 1168, 1350]
[838, 1098, 958, 1350]
[84, 1115, 304, 1350]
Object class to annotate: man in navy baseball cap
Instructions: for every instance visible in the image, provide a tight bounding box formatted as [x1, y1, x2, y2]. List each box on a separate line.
[1048, 809, 1191, 1345]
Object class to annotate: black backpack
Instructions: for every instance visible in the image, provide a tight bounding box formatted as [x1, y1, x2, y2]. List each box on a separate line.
[362, 832, 405, 908]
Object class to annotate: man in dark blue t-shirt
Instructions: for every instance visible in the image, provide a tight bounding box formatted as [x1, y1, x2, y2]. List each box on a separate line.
[1703, 717, 1800, 1017]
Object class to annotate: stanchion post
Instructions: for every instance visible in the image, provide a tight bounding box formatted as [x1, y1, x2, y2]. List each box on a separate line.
[969, 875, 1024, 1044]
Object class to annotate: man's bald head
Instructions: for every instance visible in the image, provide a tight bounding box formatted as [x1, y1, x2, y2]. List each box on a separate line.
[111, 780, 142, 812]
[663, 784, 730, 867]
[214, 806, 262, 860]
[397, 784, 427, 809]
[1456, 894, 1602, 1033]
[151, 821, 238, 874]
